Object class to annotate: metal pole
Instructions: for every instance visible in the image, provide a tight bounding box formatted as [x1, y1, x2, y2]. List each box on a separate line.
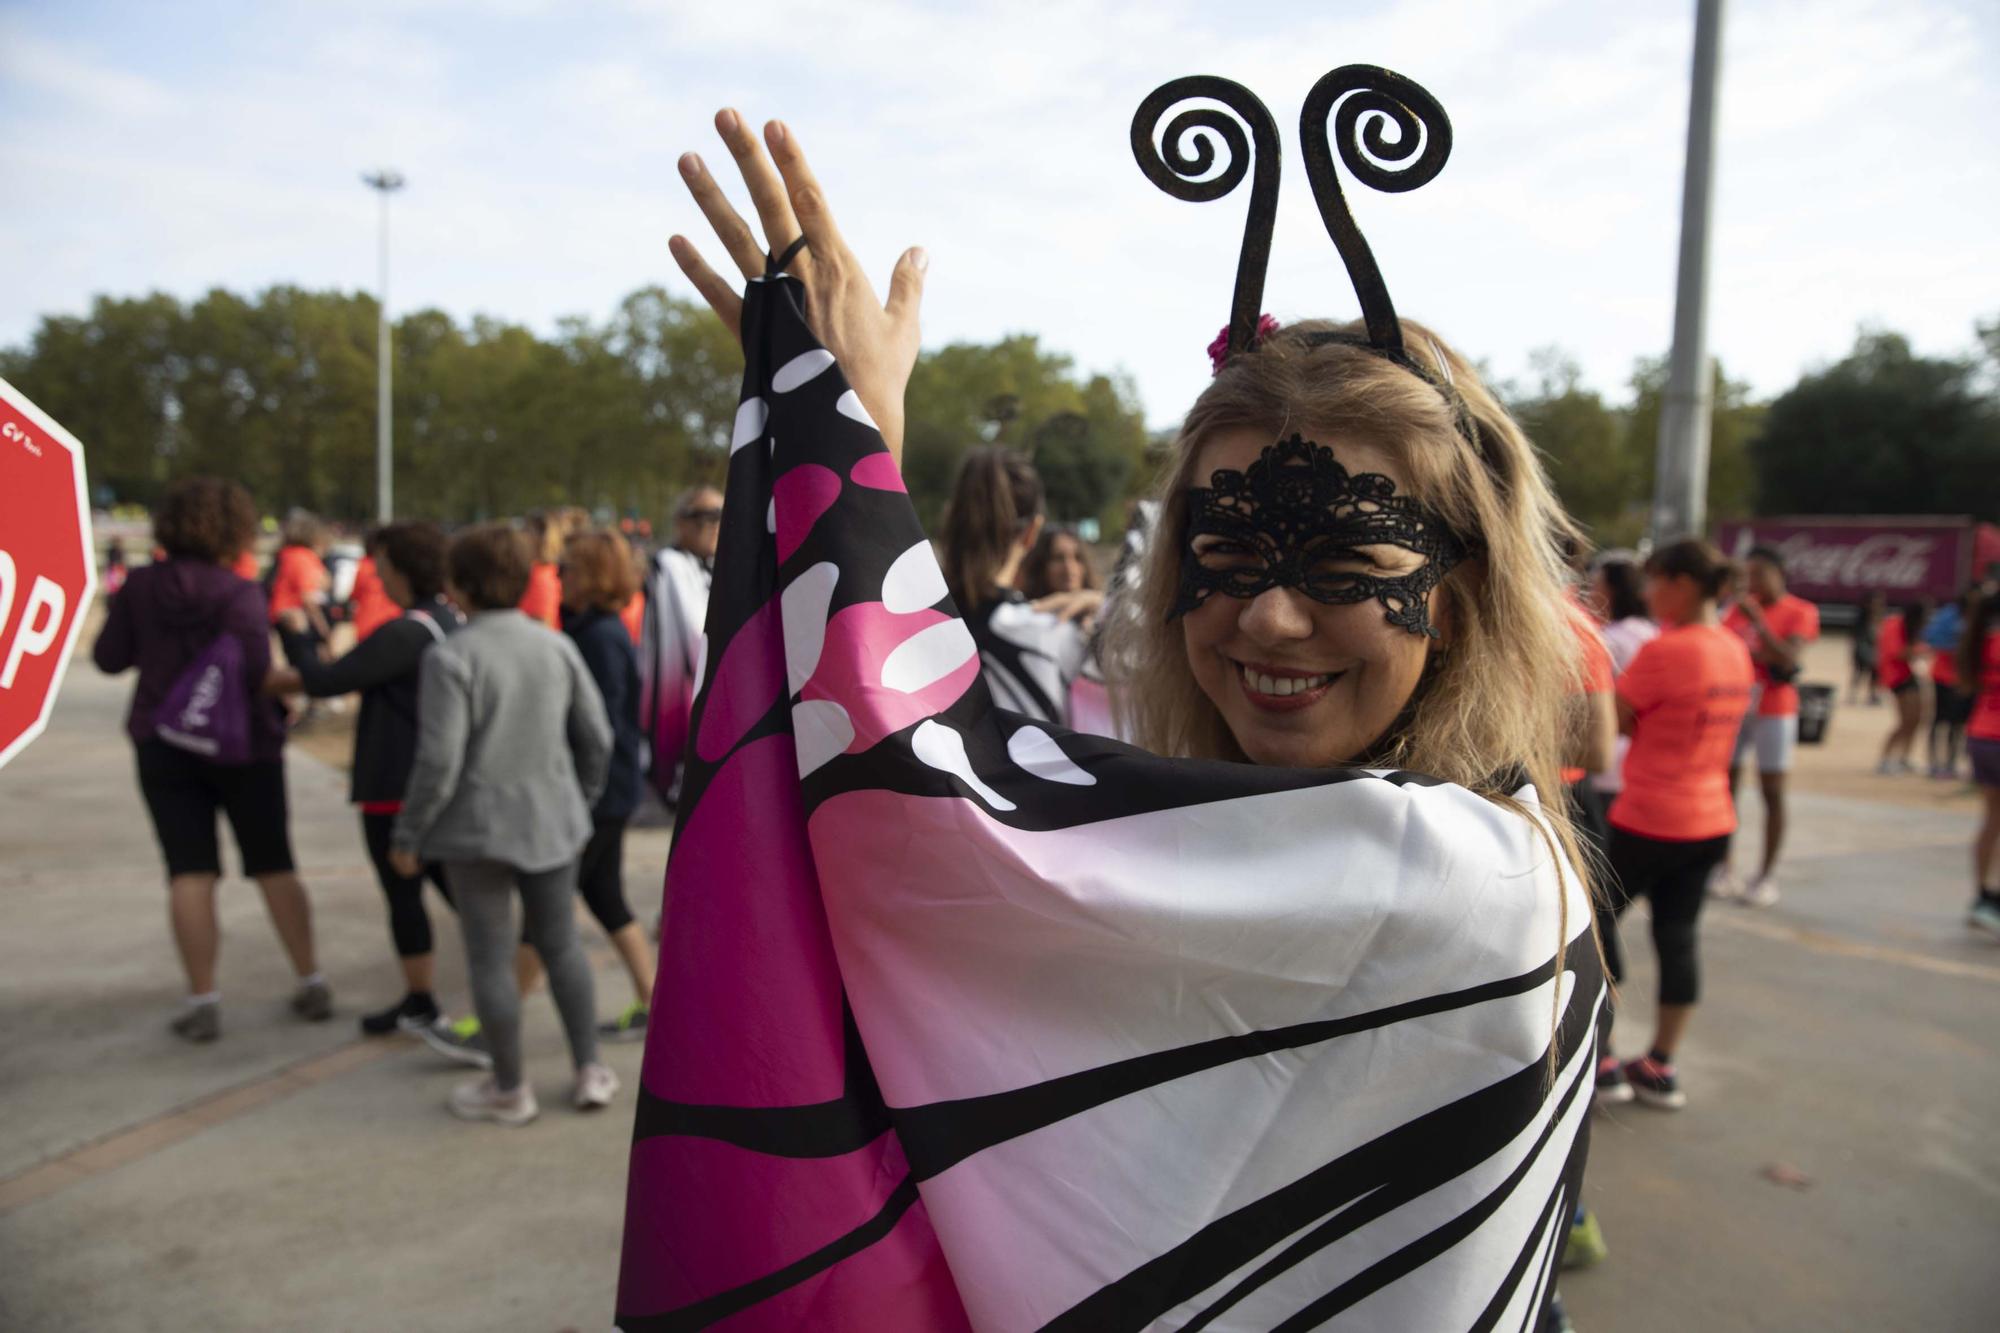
[362, 170, 405, 524]
[1652, 0, 1724, 543]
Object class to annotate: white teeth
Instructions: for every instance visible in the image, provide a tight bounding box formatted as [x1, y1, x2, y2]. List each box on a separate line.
[1239, 665, 1330, 697]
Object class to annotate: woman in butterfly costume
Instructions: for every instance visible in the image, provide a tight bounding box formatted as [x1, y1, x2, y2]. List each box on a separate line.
[619, 69, 1603, 1333]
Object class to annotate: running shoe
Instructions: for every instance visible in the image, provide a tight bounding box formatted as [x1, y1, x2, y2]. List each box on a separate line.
[170, 1003, 221, 1044]
[360, 992, 440, 1037]
[1624, 1055, 1686, 1110]
[1593, 1055, 1633, 1107]
[448, 1076, 539, 1127]
[573, 1062, 621, 1111]
[290, 979, 334, 1022]
[1544, 1290, 1576, 1333]
[1707, 864, 1744, 901]
[598, 1002, 649, 1044]
[1967, 897, 2000, 941]
[419, 1015, 494, 1069]
[1563, 1209, 1609, 1270]
[1743, 876, 1781, 909]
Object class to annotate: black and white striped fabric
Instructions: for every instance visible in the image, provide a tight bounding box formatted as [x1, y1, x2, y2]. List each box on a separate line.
[617, 275, 1602, 1332]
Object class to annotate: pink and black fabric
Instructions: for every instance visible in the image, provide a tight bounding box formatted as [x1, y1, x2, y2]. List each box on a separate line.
[617, 276, 1603, 1332]
[637, 545, 709, 799]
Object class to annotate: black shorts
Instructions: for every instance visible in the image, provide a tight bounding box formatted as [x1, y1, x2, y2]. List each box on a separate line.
[1891, 679, 1919, 698]
[135, 740, 295, 879]
[1935, 684, 1973, 726]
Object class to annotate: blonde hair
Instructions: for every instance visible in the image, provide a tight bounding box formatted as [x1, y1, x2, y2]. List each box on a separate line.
[1108, 318, 1602, 1032]
[528, 506, 587, 564]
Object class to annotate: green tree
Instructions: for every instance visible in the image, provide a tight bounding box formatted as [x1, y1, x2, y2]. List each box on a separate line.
[1624, 356, 1761, 525]
[1506, 348, 1636, 543]
[1749, 330, 1999, 519]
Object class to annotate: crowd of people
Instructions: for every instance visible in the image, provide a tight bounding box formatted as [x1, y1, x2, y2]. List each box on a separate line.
[91, 481, 728, 1124]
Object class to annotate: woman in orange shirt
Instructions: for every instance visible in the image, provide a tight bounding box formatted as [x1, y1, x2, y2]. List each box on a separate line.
[517, 508, 583, 629]
[267, 512, 331, 638]
[1595, 539, 1754, 1111]
[1875, 601, 1930, 774]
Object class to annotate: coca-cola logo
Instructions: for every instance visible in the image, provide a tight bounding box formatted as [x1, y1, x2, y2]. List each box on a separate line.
[1729, 531, 1937, 591]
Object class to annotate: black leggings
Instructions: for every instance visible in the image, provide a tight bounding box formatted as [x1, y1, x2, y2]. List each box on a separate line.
[518, 816, 636, 943]
[361, 811, 454, 959]
[1598, 827, 1730, 1008]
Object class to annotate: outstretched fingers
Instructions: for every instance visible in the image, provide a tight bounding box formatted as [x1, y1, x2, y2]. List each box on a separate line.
[668, 235, 744, 337]
[763, 121, 853, 272]
[679, 151, 765, 280]
[714, 108, 803, 267]
[885, 245, 929, 331]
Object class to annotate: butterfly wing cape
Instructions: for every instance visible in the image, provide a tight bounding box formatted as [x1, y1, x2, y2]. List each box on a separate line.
[637, 545, 709, 793]
[617, 276, 1603, 1332]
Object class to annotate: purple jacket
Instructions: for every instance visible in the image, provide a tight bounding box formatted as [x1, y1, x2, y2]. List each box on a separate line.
[93, 557, 286, 762]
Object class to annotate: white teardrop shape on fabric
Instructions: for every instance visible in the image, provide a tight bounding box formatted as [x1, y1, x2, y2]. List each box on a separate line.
[781, 562, 840, 695]
[771, 348, 836, 393]
[730, 397, 769, 454]
[912, 719, 1015, 812]
[1005, 725, 1096, 786]
[834, 390, 877, 429]
[766, 497, 777, 533]
[691, 634, 709, 697]
[880, 618, 977, 694]
[881, 541, 948, 614]
[791, 699, 855, 778]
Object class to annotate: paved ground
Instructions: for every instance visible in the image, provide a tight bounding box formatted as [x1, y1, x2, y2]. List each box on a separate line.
[1, 635, 1995, 1331]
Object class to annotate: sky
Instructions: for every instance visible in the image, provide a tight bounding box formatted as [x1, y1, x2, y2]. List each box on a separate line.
[2, 0, 1995, 429]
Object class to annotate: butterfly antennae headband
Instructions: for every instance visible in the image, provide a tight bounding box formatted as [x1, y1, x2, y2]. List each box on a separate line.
[1132, 65, 1453, 366]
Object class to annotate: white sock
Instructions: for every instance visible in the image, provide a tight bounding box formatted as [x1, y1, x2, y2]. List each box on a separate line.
[298, 972, 325, 988]
[186, 991, 220, 1008]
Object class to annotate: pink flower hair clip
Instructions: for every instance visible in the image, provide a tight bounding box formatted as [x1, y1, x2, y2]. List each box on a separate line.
[1208, 313, 1282, 375]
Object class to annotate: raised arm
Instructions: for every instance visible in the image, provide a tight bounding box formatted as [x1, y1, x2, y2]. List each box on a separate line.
[278, 619, 421, 699]
[668, 110, 926, 464]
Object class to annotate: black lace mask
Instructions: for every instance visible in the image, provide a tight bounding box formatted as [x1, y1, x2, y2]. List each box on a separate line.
[1168, 435, 1471, 637]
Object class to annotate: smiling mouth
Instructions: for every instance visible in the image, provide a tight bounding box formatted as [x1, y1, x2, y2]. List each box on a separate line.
[1232, 660, 1345, 710]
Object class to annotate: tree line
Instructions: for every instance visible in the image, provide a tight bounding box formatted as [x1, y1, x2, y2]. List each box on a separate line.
[2, 287, 1993, 540]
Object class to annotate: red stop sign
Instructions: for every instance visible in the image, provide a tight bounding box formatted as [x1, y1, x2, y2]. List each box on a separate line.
[0, 380, 96, 770]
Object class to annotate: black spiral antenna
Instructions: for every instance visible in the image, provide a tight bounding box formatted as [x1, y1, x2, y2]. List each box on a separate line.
[1299, 65, 1452, 359]
[1130, 76, 1281, 361]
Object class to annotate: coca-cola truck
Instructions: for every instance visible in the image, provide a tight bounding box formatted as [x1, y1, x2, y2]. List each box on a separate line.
[1713, 516, 2000, 608]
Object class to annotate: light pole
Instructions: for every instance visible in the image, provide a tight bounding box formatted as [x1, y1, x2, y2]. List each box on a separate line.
[362, 169, 406, 524]
[1652, 0, 1725, 543]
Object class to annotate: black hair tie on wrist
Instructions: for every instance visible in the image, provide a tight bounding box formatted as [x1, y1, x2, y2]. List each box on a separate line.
[767, 235, 810, 277]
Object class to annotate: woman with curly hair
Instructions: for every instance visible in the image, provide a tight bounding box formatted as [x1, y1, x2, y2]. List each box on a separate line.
[94, 476, 329, 1043]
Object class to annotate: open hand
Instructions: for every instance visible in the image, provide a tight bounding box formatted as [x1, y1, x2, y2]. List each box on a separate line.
[669, 109, 926, 462]
[388, 849, 422, 879]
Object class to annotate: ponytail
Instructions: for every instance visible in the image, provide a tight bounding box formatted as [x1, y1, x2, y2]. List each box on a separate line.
[1645, 537, 1733, 601]
[940, 447, 1043, 610]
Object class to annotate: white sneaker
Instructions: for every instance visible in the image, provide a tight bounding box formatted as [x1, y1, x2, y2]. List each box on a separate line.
[1743, 876, 1781, 909]
[573, 1062, 620, 1111]
[448, 1076, 539, 1126]
[1708, 864, 1744, 902]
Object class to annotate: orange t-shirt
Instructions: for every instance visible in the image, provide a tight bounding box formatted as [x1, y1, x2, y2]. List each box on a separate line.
[619, 591, 645, 645]
[267, 545, 328, 623]
[1968, 633, 2000, 742]
[518, 561, 562, 629]
[1723, 593, 1819, 716]
[232, 550, 261, 583]
[1877, 614, 1913, 690]
[349, 555, 400, 641]
[1931, 634, 1961, 689]
[1560, 606, 1615, 786]
[1609, 623, 1755, 841]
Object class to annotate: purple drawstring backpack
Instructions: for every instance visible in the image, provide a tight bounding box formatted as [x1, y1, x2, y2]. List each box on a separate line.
[154, 633, 252, 764]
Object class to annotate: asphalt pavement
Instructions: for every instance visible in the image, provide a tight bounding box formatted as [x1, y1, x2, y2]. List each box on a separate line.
[1, 637, 1994, 1332]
